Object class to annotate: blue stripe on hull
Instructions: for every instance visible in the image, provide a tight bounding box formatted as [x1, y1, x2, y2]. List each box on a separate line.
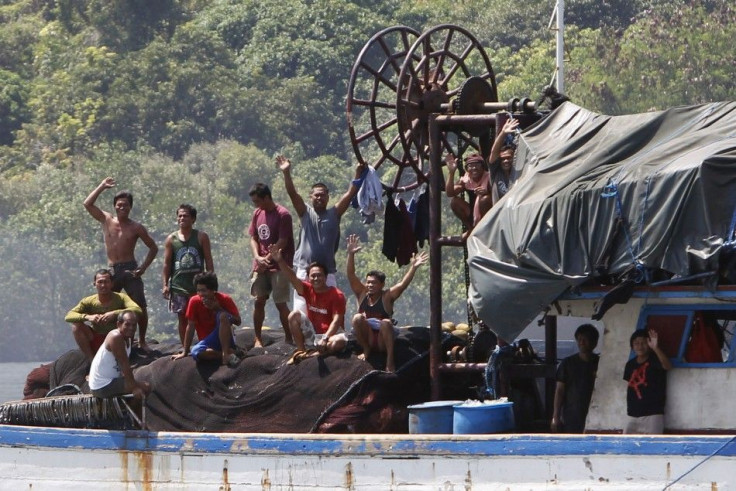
[2, 425, 735, 457]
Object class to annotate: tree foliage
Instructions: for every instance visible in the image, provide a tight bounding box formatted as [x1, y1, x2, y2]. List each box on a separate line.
[0, 0, 735, 360]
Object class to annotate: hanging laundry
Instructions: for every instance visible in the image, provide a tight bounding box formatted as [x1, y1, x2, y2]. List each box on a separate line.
[382, 195, 401, 263]
[413, 188, 429, 248]
[396, 199, 418, 266]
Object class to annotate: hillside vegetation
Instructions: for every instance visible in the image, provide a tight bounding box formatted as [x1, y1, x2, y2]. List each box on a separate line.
[0, 0, 734, 361]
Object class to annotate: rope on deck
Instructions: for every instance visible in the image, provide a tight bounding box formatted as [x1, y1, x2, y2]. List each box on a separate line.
[0, 394, 139, 430]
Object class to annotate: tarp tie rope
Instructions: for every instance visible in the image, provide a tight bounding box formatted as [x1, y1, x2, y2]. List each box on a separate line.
[483, 344, 515, 400]
[724, 202, 736, 248]
[601, 178, 650, 284]
[601, 180, 636, 261]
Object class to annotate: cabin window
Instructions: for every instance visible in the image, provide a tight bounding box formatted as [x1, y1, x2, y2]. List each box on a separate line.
[637, 307, 735, 367]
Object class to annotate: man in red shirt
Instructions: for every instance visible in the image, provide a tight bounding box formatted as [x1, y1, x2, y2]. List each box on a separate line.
[248, 183, 294, 348]
[171, 272, 242, 367]
[269, 244, 347, 356]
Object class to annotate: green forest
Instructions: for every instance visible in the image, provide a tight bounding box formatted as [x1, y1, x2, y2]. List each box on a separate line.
[0, 0, 734, 361]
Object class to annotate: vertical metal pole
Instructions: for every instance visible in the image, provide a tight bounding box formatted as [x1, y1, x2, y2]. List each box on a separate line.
[556, 0, 565, 93]
[428, 114, 443, 401]
[544, 314, 558, 420]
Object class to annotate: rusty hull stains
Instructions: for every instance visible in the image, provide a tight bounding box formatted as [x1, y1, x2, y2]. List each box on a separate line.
[119, 450, 153, 491]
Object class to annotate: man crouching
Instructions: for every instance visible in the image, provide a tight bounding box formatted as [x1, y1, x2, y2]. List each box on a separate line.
[88, 310, 151, 399]
[269, 244, 347, 357]
[171, 272, 242, 367]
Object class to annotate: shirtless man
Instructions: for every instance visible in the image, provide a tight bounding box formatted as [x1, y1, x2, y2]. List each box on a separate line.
[162, 204, 214, 345]
[346, 234, 428, 372]
[84, 178, 158, 350]
[276, 155, 365, 314]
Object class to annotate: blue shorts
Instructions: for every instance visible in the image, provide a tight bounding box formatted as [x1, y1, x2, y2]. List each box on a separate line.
[190, 315, 235, 360]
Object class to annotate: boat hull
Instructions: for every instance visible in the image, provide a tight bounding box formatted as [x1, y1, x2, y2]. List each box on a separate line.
[1, 424, 734, 490]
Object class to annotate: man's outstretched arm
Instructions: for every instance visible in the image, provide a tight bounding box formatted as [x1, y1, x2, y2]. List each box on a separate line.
[346, 234, 365, 298]
[269, 244, 304, 296]
[388, 250, 429, 301]
[135, 224, 158, 278]
[276, 155, 307, 218]
[334, 162, 367, 217]
[84, 177, 115, 223]
[489, 118, 519, 163]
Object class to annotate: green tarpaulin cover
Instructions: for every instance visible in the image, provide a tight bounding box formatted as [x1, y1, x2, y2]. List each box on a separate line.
[468, 102, 736, 341]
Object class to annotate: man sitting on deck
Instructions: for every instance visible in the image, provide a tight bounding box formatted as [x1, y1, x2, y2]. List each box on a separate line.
[171, 272, 242, 367]
[269, 244, 348, 358]
[88, 310, 151, 399]
[65, 269, 143, 362]
[346, 234, 428, 372]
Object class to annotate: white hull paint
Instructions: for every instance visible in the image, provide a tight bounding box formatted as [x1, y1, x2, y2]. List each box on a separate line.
[1, 424, 734, 490]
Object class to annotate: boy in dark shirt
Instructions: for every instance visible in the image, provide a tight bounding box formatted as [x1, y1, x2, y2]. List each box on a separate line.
[623, 329, 672, 434]
[551, 324, 600, 433]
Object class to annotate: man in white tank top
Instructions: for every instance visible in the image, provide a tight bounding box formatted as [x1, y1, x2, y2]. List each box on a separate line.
[88, 310, 151, 399]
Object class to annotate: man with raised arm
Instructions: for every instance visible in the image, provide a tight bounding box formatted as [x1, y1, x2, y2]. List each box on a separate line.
[162, 204, 214, 345]
[171, 272, 242, 367]
[88, 310, 151, 400]
[269, 244, 348, 358]
[248, 183, 294, 347]
[346, 234, 428, 372]
[276, 155, 365, 314]
[488, 117, 520, 205]
[84, 178, 158, 350]
[65, 269, 143, 361]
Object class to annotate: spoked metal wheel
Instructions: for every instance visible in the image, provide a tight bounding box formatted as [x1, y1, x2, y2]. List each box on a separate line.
[346, 26, 422, 192]
[396, 24, 497, 179]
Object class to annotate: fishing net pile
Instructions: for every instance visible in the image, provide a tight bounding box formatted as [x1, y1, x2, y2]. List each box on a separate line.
[6, 327, 462, 433]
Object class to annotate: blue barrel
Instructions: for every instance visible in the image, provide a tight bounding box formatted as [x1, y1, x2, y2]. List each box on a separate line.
[453, 401, 515, 434]
[407, 400, 462, 434]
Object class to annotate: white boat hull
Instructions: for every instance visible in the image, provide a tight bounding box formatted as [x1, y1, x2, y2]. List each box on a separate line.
[1, 424, 734, 490]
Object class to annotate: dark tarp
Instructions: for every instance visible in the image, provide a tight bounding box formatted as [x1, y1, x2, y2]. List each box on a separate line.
[468, 102, 736, 342]
[13, 328, 465, 433]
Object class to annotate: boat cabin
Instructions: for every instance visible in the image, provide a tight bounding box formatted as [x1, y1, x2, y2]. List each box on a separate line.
[558, 286, 736, 433]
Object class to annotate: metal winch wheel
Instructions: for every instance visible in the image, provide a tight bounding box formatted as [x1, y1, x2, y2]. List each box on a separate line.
[347, 24, 498, 193]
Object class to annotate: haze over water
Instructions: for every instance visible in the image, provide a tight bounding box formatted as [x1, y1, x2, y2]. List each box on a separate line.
[0, 361, 46, 403]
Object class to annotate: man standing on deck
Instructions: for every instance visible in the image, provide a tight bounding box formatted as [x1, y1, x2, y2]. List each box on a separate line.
[269, 244, 348, 357]
[88, 310, 151, 399]
[346, 234, 428, 372]
[65, 269, 143, 361]
[248, 183, 294, 347]
[551, 323, 600, 433]
[162, 204, 214, 345]
[276, 155, 365, 314]
[84, 178, 158, 350]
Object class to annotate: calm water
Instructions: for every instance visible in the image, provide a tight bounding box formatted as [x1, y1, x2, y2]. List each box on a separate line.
[0, 361, 47, 403]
